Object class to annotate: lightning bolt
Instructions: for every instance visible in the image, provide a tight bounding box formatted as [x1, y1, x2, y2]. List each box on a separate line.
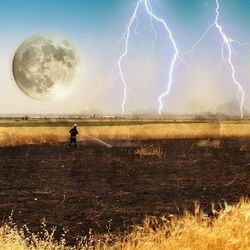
[113, 0, 179, 115]
[215, 0, 245, 118]
[144, 0, 179, 116]
[116, 0, 143, 115]
[189, 0, 245, 118]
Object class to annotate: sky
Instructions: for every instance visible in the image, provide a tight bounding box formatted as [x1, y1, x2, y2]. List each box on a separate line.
[0, 0, 250, 116]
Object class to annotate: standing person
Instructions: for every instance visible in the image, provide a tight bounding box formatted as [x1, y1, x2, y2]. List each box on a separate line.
[68, 124, 79, 147]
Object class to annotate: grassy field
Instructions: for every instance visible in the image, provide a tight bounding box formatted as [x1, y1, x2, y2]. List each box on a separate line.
[0, 118, 249, 249]
[0, 199, 249, 250]
[0, 119, 250, 146]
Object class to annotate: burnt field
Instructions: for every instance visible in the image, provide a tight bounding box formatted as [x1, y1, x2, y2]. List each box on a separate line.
[0, 138, 249, 243]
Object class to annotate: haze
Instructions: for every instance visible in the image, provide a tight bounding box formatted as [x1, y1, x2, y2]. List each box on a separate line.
[0, 0, 249, 116]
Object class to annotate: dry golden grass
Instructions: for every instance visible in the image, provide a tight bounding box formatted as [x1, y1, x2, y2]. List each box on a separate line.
[0, 222, 67, 250]
[135, 144, 164, 157]
[0, 121, 250, 146]
[0, 127, 67, 146]
[113, 199, 250, 250]
[197, 139, 221, 148]
[0, 199, 249, 250]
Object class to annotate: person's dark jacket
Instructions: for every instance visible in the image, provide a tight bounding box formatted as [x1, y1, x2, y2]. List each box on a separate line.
[69, 127, 78, 138]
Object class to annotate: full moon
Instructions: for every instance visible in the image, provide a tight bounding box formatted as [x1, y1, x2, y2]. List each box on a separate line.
[12, 33, 80, 101]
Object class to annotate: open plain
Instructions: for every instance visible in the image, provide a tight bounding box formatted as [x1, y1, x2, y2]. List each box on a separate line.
[0, 119, 249, 246]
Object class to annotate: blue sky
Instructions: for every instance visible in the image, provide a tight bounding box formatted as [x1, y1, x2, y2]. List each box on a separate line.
[0, 0, 249, 115]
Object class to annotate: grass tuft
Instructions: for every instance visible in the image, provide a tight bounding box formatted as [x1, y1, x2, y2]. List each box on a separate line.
[0, 199, 249, 249]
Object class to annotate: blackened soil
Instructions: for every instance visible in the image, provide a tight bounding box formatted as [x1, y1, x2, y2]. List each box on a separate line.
[0, 138, 249, 244]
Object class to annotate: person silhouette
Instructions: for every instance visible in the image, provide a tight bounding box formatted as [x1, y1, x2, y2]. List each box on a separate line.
[68, 124, 79, 147]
